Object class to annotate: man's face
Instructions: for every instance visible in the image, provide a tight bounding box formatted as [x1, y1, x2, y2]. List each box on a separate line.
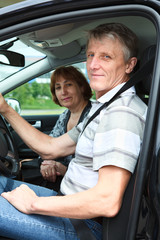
[86, 37, 133, 99]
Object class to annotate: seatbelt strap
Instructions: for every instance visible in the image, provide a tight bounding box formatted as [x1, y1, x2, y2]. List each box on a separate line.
[81, 56, 154, 134]
[69, 218, 97, 240]
[57, 191, 97, 240]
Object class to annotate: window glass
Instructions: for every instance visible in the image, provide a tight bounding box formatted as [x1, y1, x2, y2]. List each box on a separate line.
[0, 38, 45, 82]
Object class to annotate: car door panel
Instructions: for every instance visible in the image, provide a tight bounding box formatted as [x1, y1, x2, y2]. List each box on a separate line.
[10, 114, 59, 160]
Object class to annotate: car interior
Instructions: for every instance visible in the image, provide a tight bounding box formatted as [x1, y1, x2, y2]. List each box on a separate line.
[0, 2, 160, 239]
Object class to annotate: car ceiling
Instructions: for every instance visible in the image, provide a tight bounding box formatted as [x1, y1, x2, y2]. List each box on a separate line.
[18, 15, 156, 64]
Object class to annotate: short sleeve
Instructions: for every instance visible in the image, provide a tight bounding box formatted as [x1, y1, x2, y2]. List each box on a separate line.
[67, 125, 81, 143]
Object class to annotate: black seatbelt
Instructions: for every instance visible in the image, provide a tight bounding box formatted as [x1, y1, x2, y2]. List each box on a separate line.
[69, 218, 97, 240]
[57, 191, 97, 240]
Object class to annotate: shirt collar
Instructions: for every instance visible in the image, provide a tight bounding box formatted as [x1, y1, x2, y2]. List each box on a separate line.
[97, 83, 136, 104]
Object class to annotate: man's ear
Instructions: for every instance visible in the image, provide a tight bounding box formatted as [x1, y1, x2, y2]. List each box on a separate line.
[125, 57, 137, 74]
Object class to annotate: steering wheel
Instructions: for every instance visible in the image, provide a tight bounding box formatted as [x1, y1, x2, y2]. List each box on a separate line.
[0, 114, 19, 178]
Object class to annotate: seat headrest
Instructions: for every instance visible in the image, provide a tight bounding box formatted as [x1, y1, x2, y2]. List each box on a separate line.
[140, 45, 156, 67]
[136, 45, 156, 96]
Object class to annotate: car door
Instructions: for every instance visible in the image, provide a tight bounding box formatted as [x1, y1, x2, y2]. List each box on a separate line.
[11, 114, 59, 159]
[0, 1, 160, 240]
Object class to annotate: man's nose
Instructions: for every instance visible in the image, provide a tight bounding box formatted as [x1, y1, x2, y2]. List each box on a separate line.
[90, 56, 100, 69]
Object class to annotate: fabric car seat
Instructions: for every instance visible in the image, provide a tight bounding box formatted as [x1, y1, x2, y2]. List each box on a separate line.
[136, 45, 156, 103]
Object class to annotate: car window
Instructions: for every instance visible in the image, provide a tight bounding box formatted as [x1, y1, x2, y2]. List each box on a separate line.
[0, 38, 45, 82]
[4, 62, 91, 115]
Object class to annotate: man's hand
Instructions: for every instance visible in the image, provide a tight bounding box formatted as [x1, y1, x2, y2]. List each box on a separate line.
[40, 160, 67, 182]
[1, 184, 38, 214]
[0, 93, 10, 114]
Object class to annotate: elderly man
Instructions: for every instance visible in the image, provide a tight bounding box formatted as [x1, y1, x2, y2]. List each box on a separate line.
[0, 23, 147, 240]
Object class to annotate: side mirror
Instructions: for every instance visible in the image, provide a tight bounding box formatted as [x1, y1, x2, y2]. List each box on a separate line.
[5, 98, 21, 114]
[0, 50, 25, 67]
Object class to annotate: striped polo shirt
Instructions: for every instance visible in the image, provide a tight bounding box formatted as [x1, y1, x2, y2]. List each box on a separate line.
[60, 83, 147, 195]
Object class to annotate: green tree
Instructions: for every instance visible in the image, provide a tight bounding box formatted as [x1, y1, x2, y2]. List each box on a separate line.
[31, 81, 42, 98]
[41, 83, 52, 98]
[5, 83, 32, 105]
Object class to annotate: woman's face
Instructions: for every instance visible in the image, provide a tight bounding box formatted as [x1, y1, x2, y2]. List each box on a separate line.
[55, 76, 84, 110]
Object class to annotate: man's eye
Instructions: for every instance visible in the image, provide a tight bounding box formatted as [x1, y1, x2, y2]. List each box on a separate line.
[87, 53, 94, 58]
[104, 55, 110, 59]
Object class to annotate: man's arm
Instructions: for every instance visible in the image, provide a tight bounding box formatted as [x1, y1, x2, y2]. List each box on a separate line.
[0, 93, 76, 159]
[1, 165, 131, 218]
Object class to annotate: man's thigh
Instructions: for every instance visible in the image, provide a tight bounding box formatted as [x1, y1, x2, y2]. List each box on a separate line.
[0, 176, 77, 240]
[0, 195, 77, 240]
[0, 175, 56, 197]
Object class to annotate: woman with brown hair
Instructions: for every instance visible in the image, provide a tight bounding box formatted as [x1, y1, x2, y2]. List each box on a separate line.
[22, 65, 92, 190]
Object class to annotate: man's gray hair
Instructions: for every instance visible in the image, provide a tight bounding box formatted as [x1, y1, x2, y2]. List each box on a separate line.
[87, 23, 138, 62]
